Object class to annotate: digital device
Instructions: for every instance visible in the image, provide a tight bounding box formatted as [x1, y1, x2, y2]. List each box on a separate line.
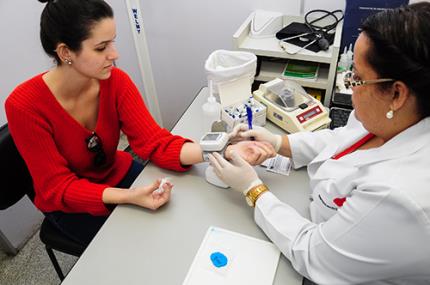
[200, 132, 231, 189]
[199, 132, 229, 152]
[253, 78, 331, 133]
[205, 166, 229, 189]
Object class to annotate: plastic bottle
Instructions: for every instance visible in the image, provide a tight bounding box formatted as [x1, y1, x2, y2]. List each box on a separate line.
[202, 80, 221, 131]
[346, 43, 354, 70]
[338, 46, 348, 72]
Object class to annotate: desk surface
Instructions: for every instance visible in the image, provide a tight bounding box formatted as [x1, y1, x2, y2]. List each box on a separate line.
[63, 88, 310, 285]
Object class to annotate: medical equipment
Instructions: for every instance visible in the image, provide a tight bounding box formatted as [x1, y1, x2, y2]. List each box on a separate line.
[205, 50, 257, 101]
[202, 80, 221, 132]
[200, 132, 230, 188]
[218, 76, 267, 131]
[204, 50, 266, 131]
[253, 78, 331, 133]
[277, 9, 344, 54]
[205, 166, 229, 188]
[200, 132, 229, 152]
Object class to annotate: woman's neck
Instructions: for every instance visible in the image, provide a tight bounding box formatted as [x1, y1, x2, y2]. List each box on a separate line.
[43, 66, 97, 100]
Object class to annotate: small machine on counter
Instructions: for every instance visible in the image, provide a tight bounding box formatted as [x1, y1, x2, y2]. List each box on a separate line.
[253, 78, 331, 133]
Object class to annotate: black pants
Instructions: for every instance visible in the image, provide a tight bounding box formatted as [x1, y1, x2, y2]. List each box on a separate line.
[44, 160, 145, 247]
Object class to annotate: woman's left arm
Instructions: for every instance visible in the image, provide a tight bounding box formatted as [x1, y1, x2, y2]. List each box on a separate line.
[179, 140, 276, 166]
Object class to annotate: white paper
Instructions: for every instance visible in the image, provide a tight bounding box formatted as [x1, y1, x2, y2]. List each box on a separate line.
[182, 226, 280, 285]
[261, 155, 292, 176]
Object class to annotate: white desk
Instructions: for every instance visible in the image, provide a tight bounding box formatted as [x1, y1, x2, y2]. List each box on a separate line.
[62, 88, 311, 285]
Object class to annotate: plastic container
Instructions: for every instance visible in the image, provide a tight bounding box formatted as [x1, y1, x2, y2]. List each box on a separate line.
[280, 88, 295, 107]
[346, 43, 354, 71]
[202, 82, 221, 132]
[338, 46, 348, 72]
[205, 50, 257, 101]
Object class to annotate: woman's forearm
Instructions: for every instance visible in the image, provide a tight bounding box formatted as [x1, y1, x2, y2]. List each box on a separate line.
[179, 142, 204, 165]
[102, 187, 131, 204]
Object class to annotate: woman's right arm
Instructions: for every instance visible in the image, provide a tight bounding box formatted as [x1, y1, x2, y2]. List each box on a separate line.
[103, 179, 173, 210]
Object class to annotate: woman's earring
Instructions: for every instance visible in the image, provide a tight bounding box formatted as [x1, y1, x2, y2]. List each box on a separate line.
[386, 109, 394, 119]
[64, 59, 72, 65]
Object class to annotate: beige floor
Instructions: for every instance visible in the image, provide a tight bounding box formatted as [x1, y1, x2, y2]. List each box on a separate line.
[0, 227, 78, 285]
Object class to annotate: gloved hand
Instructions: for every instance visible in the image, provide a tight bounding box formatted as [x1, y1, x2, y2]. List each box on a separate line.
[225, 140, 276, 165]
[228, 123, 282, 152]
[208, 151, 262, 195]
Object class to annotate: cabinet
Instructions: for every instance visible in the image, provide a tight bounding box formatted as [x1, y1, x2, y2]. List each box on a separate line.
[233, 13, 343, 106]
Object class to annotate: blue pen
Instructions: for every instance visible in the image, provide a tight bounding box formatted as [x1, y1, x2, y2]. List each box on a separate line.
[246, 105, 255, 140]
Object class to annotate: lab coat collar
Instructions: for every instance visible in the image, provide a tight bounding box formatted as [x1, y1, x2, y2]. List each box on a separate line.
[313, 112, 430, 167]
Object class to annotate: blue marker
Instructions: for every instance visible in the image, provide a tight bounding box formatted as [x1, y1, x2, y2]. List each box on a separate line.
[246, 105, 253, 130]
[246, 105, 255, 140]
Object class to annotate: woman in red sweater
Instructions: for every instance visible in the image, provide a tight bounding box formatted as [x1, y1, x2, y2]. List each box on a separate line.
[5, 0, 275, 246]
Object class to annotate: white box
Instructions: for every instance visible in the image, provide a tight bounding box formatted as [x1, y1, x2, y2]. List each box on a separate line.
[218, 77, 266, 131]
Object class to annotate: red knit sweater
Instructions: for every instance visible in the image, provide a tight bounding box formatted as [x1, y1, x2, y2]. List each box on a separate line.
[5, 67, 191, 216]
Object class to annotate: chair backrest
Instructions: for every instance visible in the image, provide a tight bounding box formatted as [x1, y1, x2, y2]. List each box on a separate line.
[0, 124, 35, 210]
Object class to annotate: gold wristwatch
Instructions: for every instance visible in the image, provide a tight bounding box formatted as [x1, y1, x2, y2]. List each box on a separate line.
[245, 184, 269, 207]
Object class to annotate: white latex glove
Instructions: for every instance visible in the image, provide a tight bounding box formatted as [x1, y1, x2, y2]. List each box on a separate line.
[208, 152, 262, 194]
[228, 123, 282, 152]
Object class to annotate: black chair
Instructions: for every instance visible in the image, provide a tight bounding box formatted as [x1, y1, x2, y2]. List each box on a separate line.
[0, 124, 85, 281]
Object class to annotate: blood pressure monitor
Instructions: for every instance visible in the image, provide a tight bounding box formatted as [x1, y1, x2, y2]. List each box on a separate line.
[200, 132, 231, 188]
[199, 132, 229, 161]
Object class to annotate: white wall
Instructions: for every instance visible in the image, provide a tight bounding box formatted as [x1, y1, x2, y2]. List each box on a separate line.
[0, 1, 53, 126]
[304, 0, 346, 14]
[0, 0, 346, 130]
[0, 1, 48, 252]
[139, 0, 303, 130]
[137, 0, 347, 129]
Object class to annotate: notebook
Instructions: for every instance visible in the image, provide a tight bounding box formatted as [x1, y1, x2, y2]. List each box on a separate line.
[182, 226, 280, 285]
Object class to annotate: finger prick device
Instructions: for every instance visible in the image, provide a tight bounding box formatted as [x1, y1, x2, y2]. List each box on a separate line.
[253, 78, 330, 133]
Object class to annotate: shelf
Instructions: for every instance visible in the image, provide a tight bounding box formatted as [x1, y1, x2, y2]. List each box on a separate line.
[256, 60, 329, 89]
[233, 15, 342, 64]
[233, 13, 343, 106]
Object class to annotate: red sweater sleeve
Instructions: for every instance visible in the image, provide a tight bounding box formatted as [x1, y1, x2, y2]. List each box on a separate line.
[112, 69, 192, 171]
[5, 83, 110, 216]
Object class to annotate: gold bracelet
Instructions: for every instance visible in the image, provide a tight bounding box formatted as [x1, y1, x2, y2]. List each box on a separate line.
[245, 184, 269, 207]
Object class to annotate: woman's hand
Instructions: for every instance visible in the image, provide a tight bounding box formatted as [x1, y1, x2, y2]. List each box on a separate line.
[128, 179, 173, 210]
[225, 140, 276, 165]
[228, 124, 282, 152]
[208, 152, 262, 194]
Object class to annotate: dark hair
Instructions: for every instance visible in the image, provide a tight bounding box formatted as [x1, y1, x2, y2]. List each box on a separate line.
[38, 0, 113, 65]
[360, 3, 430, 118]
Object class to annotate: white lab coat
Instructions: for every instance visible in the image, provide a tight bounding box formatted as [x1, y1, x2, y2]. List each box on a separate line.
[255, 111, 430, 285]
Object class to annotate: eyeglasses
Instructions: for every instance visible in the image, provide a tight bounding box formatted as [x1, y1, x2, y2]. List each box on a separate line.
[343, 70, 394, 89]
[86, 132, 106, 167]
